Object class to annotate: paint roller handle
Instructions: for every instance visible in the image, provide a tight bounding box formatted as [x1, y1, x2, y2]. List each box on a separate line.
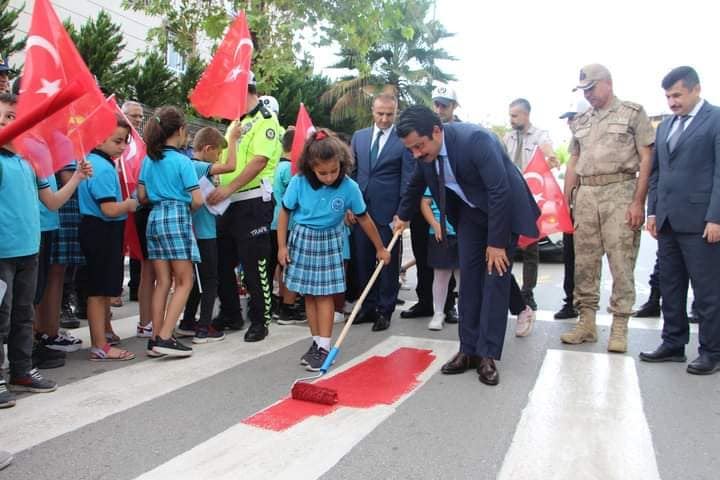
[333, 230, 403, 350]
[320, 346, 340, 373]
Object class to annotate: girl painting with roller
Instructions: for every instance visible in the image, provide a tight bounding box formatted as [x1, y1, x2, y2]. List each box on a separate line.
[277, 129, 391, 371]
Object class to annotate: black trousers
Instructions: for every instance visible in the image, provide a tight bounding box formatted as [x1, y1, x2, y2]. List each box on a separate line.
[508, 275, 525, 316]
[216, 198, 273, 327]
[563, 232, 575, 306]
[183, 238, 218, 327]
[410, 212, 456, 312]
[352, 223, 400, 316]
[128, 259, 141, 291]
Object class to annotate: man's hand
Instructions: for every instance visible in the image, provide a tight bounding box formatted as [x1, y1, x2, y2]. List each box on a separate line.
[345, 210, 357, 225]
[486, 246, 509, 276]
[376, 248, 391, 265]
[646, 216, 657, 239]
[207, 185, 232, 205]
[393, 215, 408, 235]
[625, 200, 645, 230]
[703, 222, 720, 243]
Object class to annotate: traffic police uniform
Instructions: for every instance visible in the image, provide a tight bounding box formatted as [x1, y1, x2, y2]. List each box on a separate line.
[215, 102, 281, 333]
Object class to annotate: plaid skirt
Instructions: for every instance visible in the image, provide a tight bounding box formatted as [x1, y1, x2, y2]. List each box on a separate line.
[50, 195, 85, 265]
[146, 200, 200, 262]
[285, 224, 345, 296]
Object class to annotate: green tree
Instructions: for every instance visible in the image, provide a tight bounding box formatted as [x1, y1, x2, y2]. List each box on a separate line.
[177, 55, 206, 113]
[555, 143, 570, 166]
[64, 12, 134, 98]
[133, 51, 178, 107]
[0, 0, 26, 70]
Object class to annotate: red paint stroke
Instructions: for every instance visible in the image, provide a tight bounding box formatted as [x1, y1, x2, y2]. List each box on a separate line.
[243, 347, 435, 431]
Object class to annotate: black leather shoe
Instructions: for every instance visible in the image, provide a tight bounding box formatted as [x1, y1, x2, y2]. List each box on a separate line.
[244, 323, 268, 342]
[212, 312, 244, 331]
[441, 352, 478, 374]
[354, 310, 378, 325]
[687, 354, 720, 375]
[400, 303, 434, 319]
[554, 304, 578, 320]
[477, 357, 499, 386]
[444, 306, 459, 324]
[639, 344, 686, 363]
[371, 313, 391, 332]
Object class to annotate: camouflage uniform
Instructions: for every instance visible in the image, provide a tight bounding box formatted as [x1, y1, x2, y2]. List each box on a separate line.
[561, 96, 655, 350]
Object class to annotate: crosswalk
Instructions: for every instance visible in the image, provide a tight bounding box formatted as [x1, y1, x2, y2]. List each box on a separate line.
[0, 309, 713, 480]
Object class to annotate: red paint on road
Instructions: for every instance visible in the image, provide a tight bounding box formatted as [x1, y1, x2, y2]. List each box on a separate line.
[243, 347, 435, 431]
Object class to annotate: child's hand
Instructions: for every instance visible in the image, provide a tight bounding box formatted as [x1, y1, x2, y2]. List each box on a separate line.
[432, 221, 443, 242]
[278, 247, 290, 268]
[76, 160, 93, 179]
[376, 248, 391, 265]
[125, 198, 138, 212]
[228, 122, 244, 142]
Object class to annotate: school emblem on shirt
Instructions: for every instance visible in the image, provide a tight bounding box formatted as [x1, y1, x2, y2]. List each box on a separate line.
[331, 197, 345, 212]
[265, 128, 275, 140]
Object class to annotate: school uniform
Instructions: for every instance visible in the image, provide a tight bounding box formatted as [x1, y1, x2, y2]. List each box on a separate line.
[138, 147, 199, 262]
[424, 188, 459, 270]
[282, 174, 366, 296]
[270, 157, 292, 278]
[77, 149, 126, 298]
[34, 175, 60, 304]
[0, 148, 50, 378]
[50, 163, 85, 266]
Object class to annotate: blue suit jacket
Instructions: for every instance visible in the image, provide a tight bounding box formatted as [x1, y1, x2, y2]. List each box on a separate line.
[648, 101, 720, 233]
[351, 126, 415, 225]
[397, 122, 540, 247]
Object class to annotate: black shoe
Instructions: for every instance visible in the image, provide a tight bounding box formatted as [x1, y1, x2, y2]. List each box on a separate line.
[639, 344, 686, 363]
[59, 311, 81, 329]
[395, 298, 406, 306]
[74, 306, 87, 320]
[244, 323, 269, 342]
[444, 306, 459, 324]
[193, 325, 226, 344]
[371, 313, 391, 332]
[274, 304, 306, 325]
[129, 289, 139, 302]
[441, 352, 478, 374]
[687, 354, 720, 375]
[400, 303, 433, 319]
[554, 304, 579, 320]
[633, 287, 661, 317]
[212, 312, 244, 331]
[152, 336, 193, 357]
[354, 309, 378, 325]
[32, 344, 66, 370]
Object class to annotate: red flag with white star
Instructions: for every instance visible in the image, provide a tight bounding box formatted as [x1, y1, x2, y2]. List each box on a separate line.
[289, 103, 315, 175]
[190, 11, 253, 120]
[518, 148, 574, 248]
[13, 0, 116, 177]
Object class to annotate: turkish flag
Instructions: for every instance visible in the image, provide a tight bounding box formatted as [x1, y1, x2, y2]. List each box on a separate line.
[289, 103, 315, 175]
[190, 11, 253, 120]
[518, 148, 574, 249]
[13, 0, 116, 178]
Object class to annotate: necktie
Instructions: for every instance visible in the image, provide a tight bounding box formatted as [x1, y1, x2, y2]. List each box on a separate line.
[514, 132, 524, 169]
[437, 155, 448, 245]
[369, 129, 384, 168]
[668, 115, 689, 153]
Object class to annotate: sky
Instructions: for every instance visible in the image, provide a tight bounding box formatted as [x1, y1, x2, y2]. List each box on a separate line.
[314, 0, 720, 145]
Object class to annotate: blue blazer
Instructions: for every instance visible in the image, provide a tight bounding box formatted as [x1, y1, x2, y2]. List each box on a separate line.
[648, 101, 720, 233]
[351, 126, 415, 225]
[397, 122, 540, 247]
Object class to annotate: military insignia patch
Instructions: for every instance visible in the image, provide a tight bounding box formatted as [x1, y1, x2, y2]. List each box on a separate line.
[265, 128, 276, 140]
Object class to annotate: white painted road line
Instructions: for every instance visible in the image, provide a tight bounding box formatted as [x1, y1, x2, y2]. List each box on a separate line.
[534, 309, 699, 333]
[0, 326, 310, 453]
[135, 336, 458, 480]
[498, 349, 661, 480]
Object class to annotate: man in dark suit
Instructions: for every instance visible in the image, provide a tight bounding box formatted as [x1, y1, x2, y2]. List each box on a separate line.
[640, 66, 720, 375]
[349, 93, 414, 332]
[394, 105, 540, 385]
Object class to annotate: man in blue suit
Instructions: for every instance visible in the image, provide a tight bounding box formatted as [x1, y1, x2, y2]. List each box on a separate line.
[394, 105, 540, 385]
[349, 93, 415, 332]
[640, 66, 720, 375]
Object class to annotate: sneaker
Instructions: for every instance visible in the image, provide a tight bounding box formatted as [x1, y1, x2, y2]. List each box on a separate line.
[59, 305, 80, 329]
[37, 331, 82, 353]
[276, 304, 307, 325]
[137, 322, 153, 338]
[175, 320, 196, 338]
[515, 306, 536, 337]
[193, 325, 226, 344]
[9, 368, 57, 393]
[300, 341, 318, 366]
[333, 311, 346, 324]
[0, 381, 16, 408]
[32, 343, 66, 369]
[305, 346, 330, 372]
[428, 312, 445, 331]
[146, 338, 165, 358]
[152, 336, 193, 357]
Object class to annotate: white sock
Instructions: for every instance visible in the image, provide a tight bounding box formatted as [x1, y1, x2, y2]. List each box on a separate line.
[312, 335, 320, 345]
[316, 336, 331, 351]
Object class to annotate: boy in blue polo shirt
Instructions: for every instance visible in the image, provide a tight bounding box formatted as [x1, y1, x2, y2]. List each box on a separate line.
[0, 93, 91, 408]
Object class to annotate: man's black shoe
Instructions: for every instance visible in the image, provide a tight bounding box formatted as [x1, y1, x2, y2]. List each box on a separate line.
[444, 306, 459, 324]
[687, 354, 720, 375]
[244, 323, 269, 342]
[32, 344, 66, 369]
[400, 303, 433, 319]
[639, 344, 686, 363]
[354, 310, 378, 325]
[634, 287, 661, 317]
[212, 312, 244, 331]
[371, 313, 391, 332]
[554, 304, 579, 320]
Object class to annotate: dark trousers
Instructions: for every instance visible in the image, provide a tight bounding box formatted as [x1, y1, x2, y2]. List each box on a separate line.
[183, 238, 218, 327]
[33, 230, 55, 305]
[410, 213, 456, 312]
[455, 200, 516, 360]
[659, 223, 720, 358]
[508, 275, 525, 316]
[129, 259, 141, 291]
[216, 198, 273, 327]
[352, 223, 400, 316]
[0, 254, 39, 377]
[563, 233, 575, 305]
[517, 241, 538, 296]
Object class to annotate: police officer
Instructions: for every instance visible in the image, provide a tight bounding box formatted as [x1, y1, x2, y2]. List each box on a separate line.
[561, 64, 655, 353]
[208, 72, 281, 342]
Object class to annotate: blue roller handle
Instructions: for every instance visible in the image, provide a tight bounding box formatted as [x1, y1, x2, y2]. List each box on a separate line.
[320, 347, 340, 374]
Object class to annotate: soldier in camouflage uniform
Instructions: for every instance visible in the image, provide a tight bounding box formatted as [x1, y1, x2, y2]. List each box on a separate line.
[561, 64, 655, 352]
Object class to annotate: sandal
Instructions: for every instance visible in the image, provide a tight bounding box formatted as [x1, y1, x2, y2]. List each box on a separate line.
[105, 332, 121, 345]
[89, 343, 135, 362]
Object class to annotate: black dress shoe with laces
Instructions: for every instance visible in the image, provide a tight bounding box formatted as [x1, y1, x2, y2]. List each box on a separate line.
[478, 357, 499, 386]
[444, 306, 459, 324]
[354, 310, 378, 325]
[687, 354, 720, 375]
[400, 303, 434, 319]
[244, 323, 269, 342]
[371, 313, 391, 332]
[441, 352, 478, 374]
[639, 344, 686, 363]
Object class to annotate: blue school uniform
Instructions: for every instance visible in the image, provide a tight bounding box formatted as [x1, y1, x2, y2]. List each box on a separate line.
[191, 159, 216, 240]
[139, 147, 200, 262]
[39, 175, 59, 232]
[78, 151, 126, 222]
[282, 174, 366, 296]
[0, 149, 49, 259]
[271, 158, 292, 230]
[424, 187, 459, 269]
